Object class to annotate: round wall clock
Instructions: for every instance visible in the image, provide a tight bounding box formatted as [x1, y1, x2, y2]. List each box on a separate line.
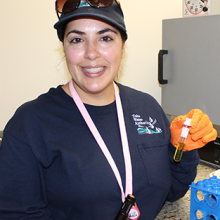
[183, 0, 211, 17]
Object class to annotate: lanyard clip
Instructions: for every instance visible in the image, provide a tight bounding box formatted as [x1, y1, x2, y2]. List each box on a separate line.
[115, 194, 136, 220]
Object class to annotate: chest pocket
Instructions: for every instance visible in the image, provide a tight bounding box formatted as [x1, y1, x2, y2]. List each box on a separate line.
[137, 139, 172, 190]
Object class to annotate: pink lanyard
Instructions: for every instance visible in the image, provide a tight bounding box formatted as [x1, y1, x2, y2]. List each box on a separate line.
[68, 80, 133, 202]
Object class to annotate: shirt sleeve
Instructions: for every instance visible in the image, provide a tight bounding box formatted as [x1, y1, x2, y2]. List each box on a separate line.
[166, 141, 200, 202]
[0, 130, 51, 219]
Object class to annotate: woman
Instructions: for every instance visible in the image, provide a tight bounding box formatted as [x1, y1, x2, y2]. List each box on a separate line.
[0, 0, 217, 219]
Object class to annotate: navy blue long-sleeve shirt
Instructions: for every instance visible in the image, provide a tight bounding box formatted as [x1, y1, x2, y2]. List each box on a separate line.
[0, 83, 199, 219]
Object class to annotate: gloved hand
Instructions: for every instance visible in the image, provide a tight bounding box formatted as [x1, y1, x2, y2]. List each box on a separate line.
[170, 109, 218, 151]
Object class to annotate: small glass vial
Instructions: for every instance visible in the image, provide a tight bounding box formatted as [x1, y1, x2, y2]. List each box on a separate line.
[173, 118, 191, 162]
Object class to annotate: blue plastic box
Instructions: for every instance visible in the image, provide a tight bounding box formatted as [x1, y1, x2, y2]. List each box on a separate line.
[190, 176, 220, 220]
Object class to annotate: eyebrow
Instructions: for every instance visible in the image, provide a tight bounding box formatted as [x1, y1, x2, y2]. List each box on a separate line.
[98, 28, 117, 35]
[66, 28, 117, 38]
[66, 30, 85, 37]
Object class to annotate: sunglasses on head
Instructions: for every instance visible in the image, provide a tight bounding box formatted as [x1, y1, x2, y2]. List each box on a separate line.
[55, 0, 123, 18]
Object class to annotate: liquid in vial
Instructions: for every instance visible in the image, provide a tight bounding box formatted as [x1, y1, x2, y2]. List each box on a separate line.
[173, 118, 191, 162]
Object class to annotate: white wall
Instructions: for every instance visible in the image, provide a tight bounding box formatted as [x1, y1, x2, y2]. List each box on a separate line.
[0, 1, 183, 129]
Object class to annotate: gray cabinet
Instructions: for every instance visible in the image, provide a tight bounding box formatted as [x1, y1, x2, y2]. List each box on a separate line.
[160, 15, 220, 126]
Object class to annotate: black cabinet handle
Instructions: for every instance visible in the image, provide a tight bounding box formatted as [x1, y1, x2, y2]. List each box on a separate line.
[158, 50, 168, 85]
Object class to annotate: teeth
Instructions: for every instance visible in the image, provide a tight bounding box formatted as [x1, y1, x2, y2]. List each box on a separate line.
[83, 67, 104, 73]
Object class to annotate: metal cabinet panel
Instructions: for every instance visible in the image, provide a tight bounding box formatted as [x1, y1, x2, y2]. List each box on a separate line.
[161, 15, 220, 126]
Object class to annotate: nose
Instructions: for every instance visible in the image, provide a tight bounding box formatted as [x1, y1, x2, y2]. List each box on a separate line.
[84, 41, 100, 60]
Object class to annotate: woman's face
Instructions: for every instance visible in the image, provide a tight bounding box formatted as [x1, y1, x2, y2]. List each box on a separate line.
[63, 18, 125, 104]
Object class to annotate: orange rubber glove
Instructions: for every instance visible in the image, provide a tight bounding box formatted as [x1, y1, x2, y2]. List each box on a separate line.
[170, 109, 218, 151]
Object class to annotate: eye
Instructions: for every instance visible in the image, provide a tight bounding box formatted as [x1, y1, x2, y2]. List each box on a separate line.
[101, 36, 113, 42]
[71, 38, 83, 43]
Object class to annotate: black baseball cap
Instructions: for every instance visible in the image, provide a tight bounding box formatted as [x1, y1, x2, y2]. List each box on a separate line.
[54, 1, 127, 41]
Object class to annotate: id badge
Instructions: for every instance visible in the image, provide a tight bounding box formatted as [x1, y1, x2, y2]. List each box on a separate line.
[128, 203, 140, 220]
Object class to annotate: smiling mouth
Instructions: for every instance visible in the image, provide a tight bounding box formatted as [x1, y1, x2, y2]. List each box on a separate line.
[83, 67, 105, 74]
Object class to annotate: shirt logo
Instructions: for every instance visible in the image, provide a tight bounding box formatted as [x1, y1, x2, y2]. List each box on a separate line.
[132, 114, 162, 135]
